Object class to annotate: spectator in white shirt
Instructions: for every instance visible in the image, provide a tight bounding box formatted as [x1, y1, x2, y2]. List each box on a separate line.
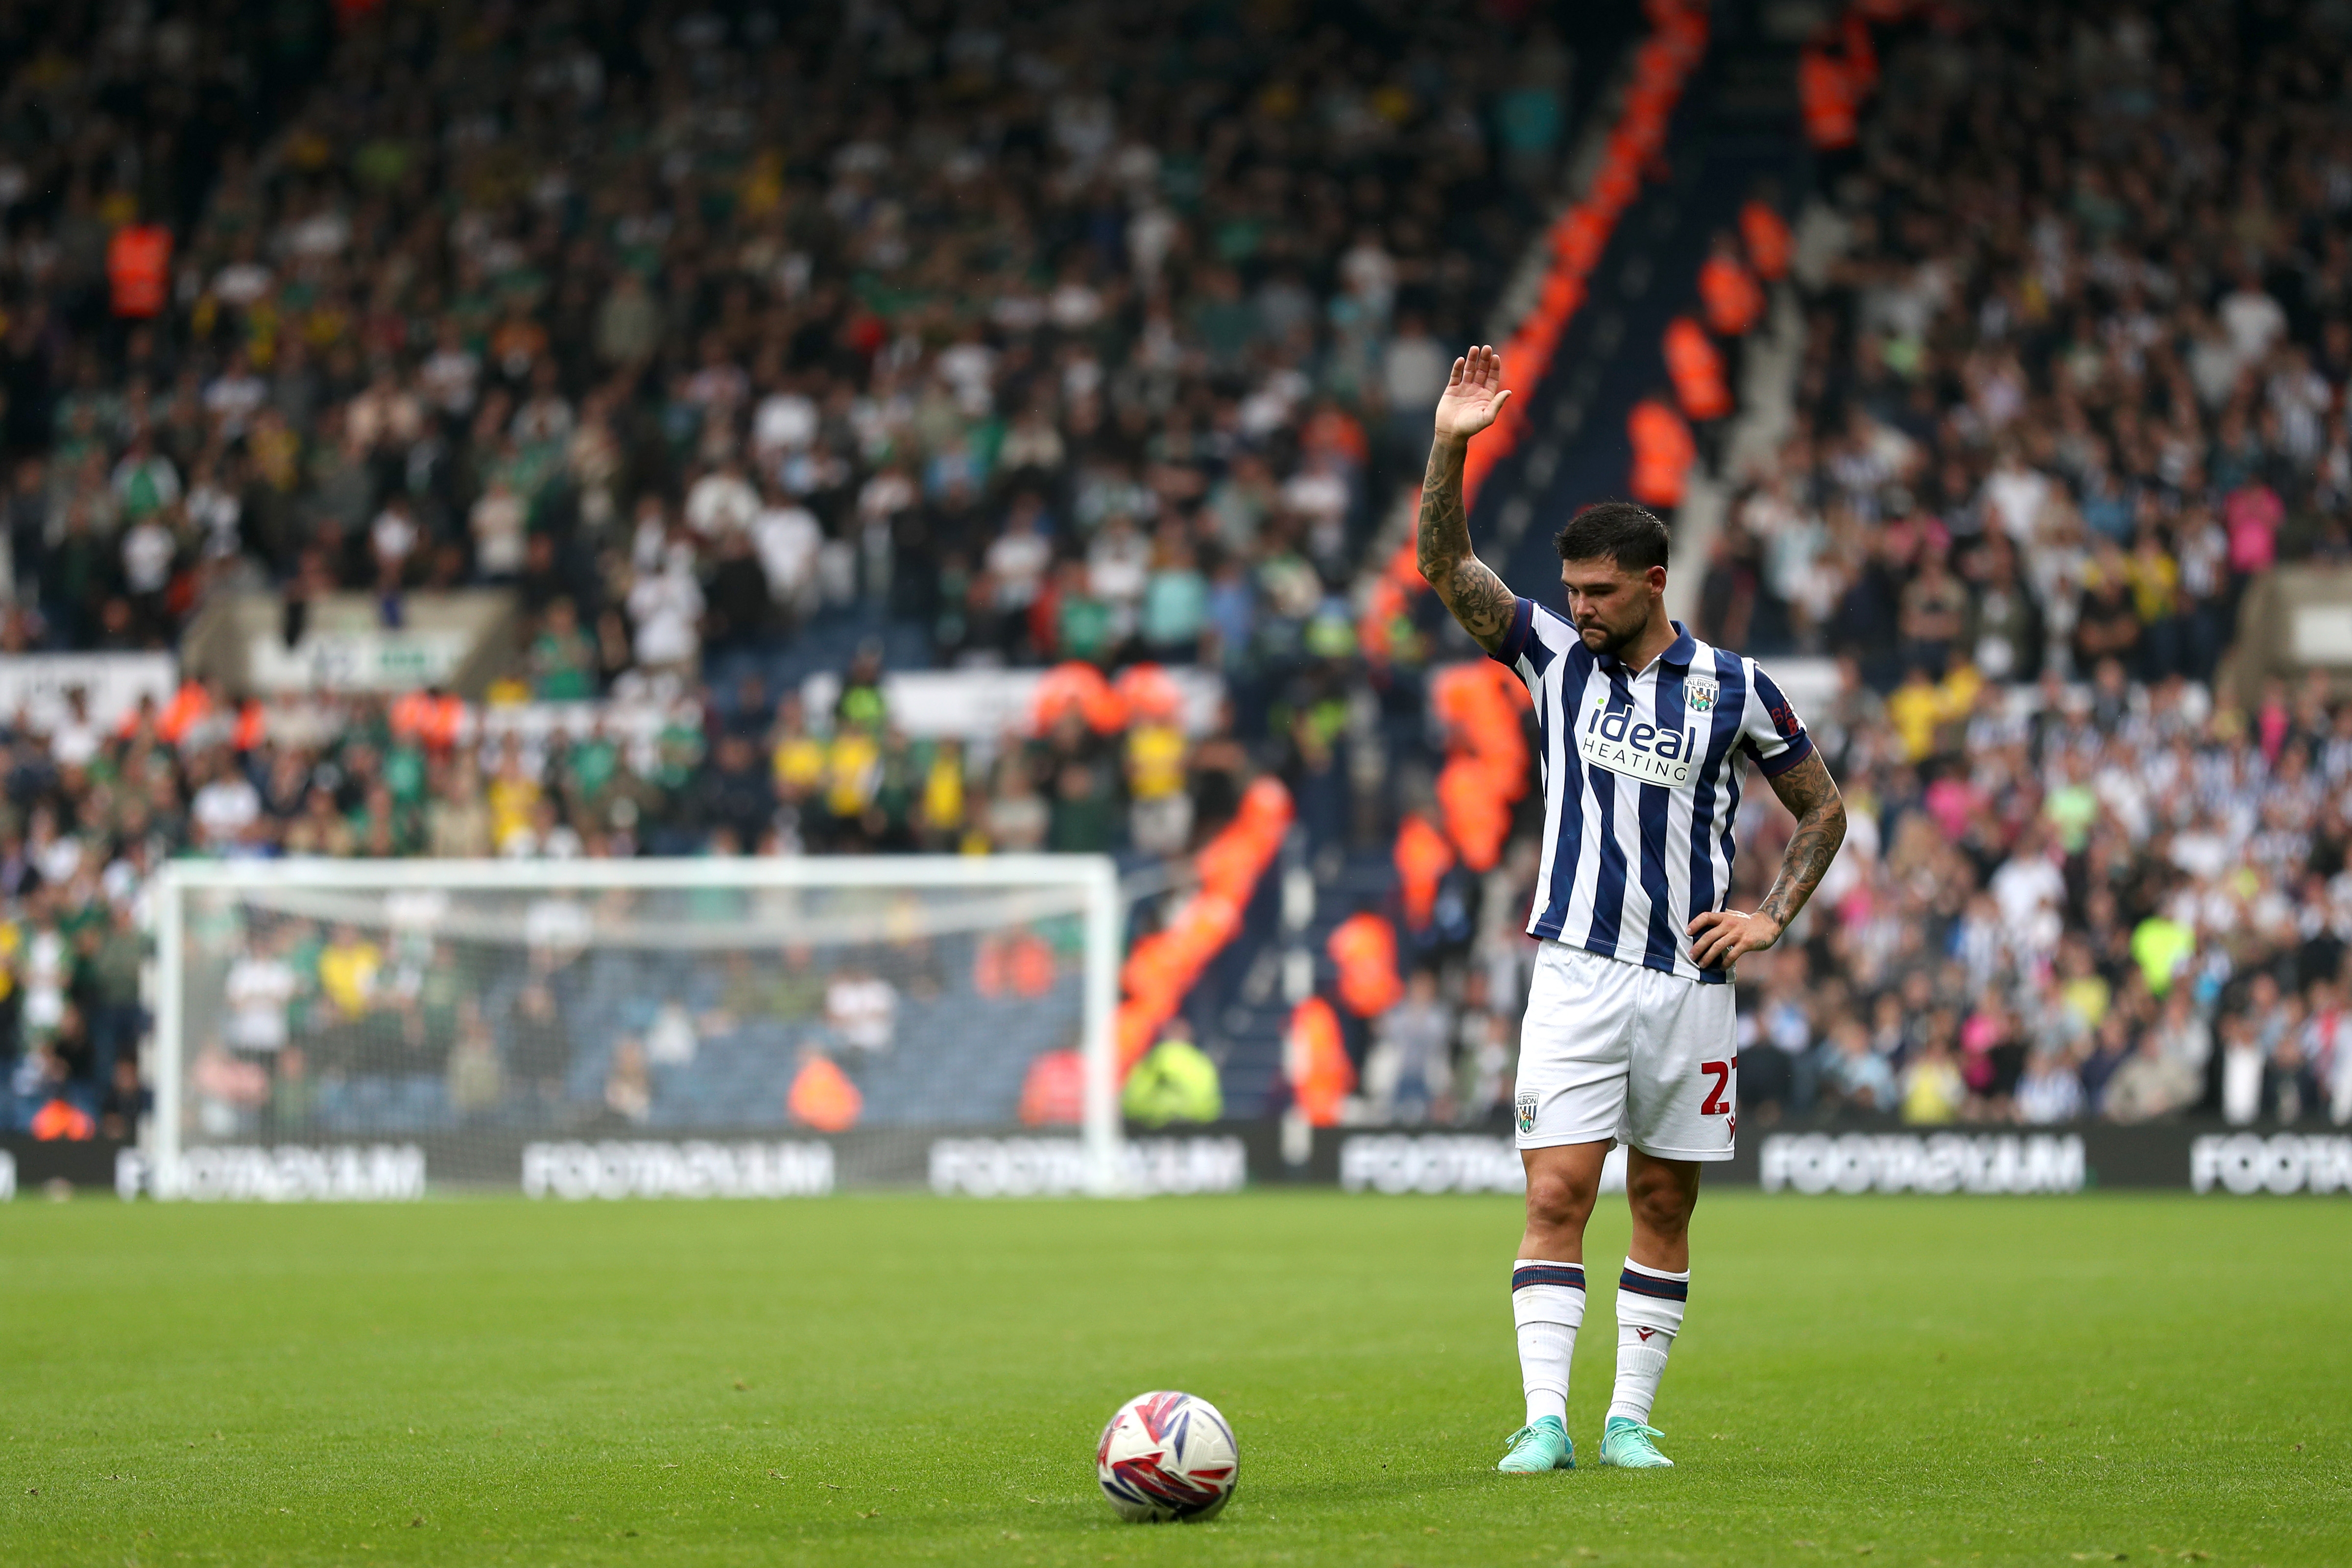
[416, 318, 481, 418]
[751, 379, 819, 458]
[685, 456, 760, 539]
[1981, 444, 2052, 544]
[186, 463, 242, 559]
[471, 476, 528, 579]
[2218, 264, 2286, 369]
[628, 494, 671, 573]
[224, 935, 298, 1057]
[2267, 345, 2330, 467]
[121, 515, 176, 635]
[281, 194, 352, 259]
[2184, 306, 2243, 410]
[45, 690, 102, 770]
[372, 497, 419, 587]
[986, 494, 1053, 614]
[190, 751, 263, 850]
[752, 487, 821, 611]
[626, 545, 705, 677]
[825, 967, 898, 1054]
[210, 236, 274, 309]
[1990, 822, 2067, 961]
[202, 349, 268, 436]
[935, 325, 997, 418]
[1087, 513, 1151, 627]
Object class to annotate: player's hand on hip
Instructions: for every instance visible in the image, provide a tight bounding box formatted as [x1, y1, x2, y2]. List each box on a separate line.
[1687, 908, 1783, 971]
[1432, 344, 1512, 441]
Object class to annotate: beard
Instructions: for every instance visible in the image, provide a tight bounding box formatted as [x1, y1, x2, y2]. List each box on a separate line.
[1578, 616, 1637, 658]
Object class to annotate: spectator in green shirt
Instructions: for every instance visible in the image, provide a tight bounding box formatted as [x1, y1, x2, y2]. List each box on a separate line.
[2041, 751, 2099, 854]
[1052, 558, 1115, 665]
[1142, 535, 1208, 658]
[529, 598, 599, 701]
[564, 721, 623, 810]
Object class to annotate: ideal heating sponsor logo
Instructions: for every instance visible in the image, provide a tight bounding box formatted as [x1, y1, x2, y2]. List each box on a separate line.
[2190, 1134, 2352, 1194]
[117, 1144, 427, 1202]
[1760, 1133, 2086, 1195]
[1578, 699, 1698, 787]
[523, 1140, 836, 1199]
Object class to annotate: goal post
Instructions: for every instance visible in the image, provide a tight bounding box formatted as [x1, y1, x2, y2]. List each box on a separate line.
[145, 855, 1126, 1199]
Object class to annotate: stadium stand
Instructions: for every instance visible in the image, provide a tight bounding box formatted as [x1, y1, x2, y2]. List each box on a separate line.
[1680, 2, 2352, 1132]
[2, 1, 2350, 1139]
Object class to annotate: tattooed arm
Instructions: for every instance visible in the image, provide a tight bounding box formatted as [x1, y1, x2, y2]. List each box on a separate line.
[1417, 344, 1518, 653]
[1686, 750, 1848, 970]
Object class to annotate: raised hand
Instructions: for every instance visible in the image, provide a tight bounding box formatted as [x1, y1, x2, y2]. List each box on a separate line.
[1416, 344, 1518, 653]
[1432, 344, 1513, 443]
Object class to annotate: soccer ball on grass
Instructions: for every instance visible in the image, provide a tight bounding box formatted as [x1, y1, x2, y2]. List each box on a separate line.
[1095, 1390, 1238, 1522]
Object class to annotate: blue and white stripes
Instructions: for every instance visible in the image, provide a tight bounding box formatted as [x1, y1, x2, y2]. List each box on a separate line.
[1491, 601, 1812, 983]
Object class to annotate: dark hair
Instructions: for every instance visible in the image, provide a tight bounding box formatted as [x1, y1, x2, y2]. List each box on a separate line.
[1554, 500, 1670, 572]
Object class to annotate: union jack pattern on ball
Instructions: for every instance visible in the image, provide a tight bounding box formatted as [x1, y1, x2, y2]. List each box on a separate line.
[1095, 1390, 1239, 1522]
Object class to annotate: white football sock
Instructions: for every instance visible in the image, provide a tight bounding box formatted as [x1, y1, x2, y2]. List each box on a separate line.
[1609, 1259, 1689, 1424]
[1511, 1260, 1585, 1427]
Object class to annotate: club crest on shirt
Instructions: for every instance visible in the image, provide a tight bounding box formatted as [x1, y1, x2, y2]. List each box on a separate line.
[1684, 675, 1719, 714]
[1515, 1091, 1538, 1136]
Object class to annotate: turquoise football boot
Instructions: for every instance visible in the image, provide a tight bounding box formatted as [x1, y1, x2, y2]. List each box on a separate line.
[1496, 1415, 1573, 1472]
[1598, 1416, 1674, 1468]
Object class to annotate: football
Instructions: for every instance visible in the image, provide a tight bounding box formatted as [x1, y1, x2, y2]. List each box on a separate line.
[1094, 1390, 1240, 1522]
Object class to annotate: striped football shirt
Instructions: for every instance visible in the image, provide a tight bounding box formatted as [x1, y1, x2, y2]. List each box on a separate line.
[1491, 598, 1813, 984]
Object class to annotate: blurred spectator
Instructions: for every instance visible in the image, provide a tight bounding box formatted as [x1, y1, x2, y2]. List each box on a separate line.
[1899, 1038, 1966, 1126]
[2102, 1033, 2200, 1124]
[2015, 1046, 2086, 1126]
[825, 965, 897, 1056]
[602, 1037, 652, 1126]
[1821, 1016, 1896, 1113]
[97, 1058, 152, 1142]
[1122, 1017, 1223, 1127]
[445, 1002, 505, 1124]
[1365, 968, 1450, 1125]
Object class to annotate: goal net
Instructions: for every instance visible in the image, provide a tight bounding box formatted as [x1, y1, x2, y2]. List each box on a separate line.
[143, 857, 1122, 1200]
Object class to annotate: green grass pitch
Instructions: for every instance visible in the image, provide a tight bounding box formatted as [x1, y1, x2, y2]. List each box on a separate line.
[2, 1190, 2344, 1567]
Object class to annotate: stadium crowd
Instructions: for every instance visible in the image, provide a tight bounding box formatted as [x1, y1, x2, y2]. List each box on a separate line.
[3, 0, 2350, 1138]
[0, 0, 1575, 666]
[0, 0, 1580, 1130]
[1680, 3, 2352, 1131]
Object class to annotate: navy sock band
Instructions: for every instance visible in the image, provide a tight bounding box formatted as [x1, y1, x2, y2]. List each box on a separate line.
[1512, 1264, 1586, 1292]
[1616, 1268, 1688, 1302]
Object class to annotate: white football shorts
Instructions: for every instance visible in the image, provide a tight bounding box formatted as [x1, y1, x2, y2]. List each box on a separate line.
[1513, 940, 1739, 1161]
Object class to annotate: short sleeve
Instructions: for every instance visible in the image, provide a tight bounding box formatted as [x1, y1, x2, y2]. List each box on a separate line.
[1486, 596, 1536, 668]
[1739, 661, 1814, 777]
